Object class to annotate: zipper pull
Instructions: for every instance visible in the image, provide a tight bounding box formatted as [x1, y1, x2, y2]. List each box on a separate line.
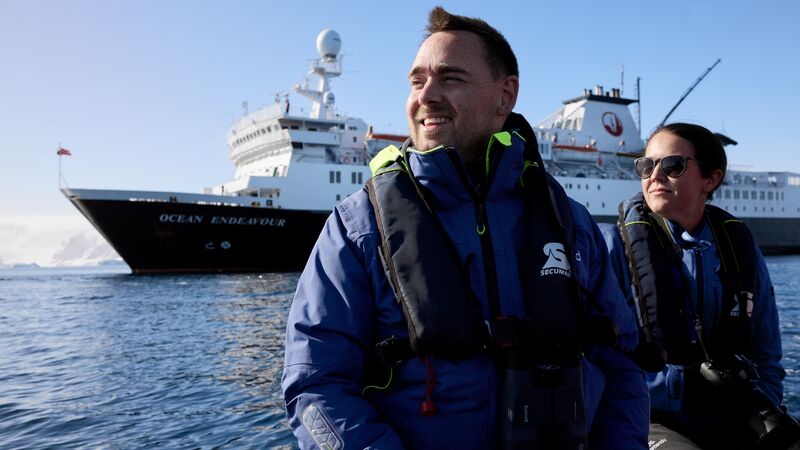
[476, 201, 487, 235]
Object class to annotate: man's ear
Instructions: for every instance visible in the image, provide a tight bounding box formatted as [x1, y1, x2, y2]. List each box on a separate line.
[497, 75, 519, 116]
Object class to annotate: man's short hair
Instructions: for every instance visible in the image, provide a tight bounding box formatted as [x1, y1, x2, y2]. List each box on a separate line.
[426, 6, 519, 79]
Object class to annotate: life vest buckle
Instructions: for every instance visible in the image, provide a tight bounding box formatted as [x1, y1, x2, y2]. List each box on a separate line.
[375, 336, 415, 368]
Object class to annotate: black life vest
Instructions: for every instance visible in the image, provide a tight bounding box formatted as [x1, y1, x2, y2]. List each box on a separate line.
[617, 192, 758, 367]
[364, 116, 590, 363]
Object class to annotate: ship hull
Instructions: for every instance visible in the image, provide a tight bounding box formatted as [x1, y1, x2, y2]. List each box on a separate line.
[66, 190, 800, 274]
[66, 194, 329, 273]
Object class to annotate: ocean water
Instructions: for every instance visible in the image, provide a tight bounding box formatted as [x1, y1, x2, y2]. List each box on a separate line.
[1, 257, 799, 449]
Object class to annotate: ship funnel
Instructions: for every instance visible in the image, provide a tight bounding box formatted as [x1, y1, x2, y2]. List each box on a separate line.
[595, 85, 603, 96]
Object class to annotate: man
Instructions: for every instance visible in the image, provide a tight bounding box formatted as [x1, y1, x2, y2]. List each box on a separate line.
[283, 7, 648, 449]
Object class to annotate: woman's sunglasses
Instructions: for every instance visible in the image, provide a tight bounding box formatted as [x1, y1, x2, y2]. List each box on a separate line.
[634, 155, 703, 179]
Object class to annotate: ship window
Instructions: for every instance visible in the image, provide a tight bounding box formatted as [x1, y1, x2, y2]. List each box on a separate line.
[602, 202, 606, 208]
[771, 207, 774, 212]
[597, 185, 600, 190]
[724, 190, 730, 199]
[292, 142, 303, 149]
[351, 172, 357, 184]
[760, 191, 765, 200]
[349, 126, 358, 130]
[734, 206, 737, 211]
[782, 207, 784, 212]
[353, 137, 357, 143]
[309, 127, 317, 131]
[339, 124, 345, 129]
[329, 171, 335, 183]
[768, 192, 773, 201]
[585, 202, 590, 208]
[336, 171, 341, 183]
[358, 172, 363, 184]
[781, 192, 784, 201]
[734, 190, 739, 199]
[751, 190, 756, 199]
[743, 191, 748, 200]
[763, 206, 766, 212]
[577, 184, 581, 189]
[291, 125, 299, 130]
[336, 194, 341, 201]
[743, 206, 746, 211]
[585, 184, 589, 190]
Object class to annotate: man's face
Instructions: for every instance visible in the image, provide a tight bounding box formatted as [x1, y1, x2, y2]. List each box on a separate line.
[406, 31, 517, 161]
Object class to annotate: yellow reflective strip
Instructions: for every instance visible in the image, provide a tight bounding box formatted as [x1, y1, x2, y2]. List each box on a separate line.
[361, 367, 394, 395]
[372, 166, 405, 177]
[483, 131, 514, 176]
[518, 160, 540, 187]
[493, 131, 512, 146]
[408, 145, 445, 155]
[369, 145, 401, 175]
[723, 219, 744, 224]
[512, 130, 527, 143]
[660, 217, 675, 240]
[624, 220, 651, 227]
[476, 223, 486, 235]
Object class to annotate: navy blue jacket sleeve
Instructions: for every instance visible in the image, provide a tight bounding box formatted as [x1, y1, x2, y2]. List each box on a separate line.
[749, 245, 785, 406]
[573, 207, 649, 449]
[281, 205, 406, 450]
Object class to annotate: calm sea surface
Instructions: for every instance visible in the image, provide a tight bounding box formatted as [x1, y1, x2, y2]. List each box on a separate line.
[1, 256, 799, 449]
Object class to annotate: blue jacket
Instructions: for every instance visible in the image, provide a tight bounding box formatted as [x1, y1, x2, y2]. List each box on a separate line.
[283, 133, 649, 449]
[599, 218, 785, 415]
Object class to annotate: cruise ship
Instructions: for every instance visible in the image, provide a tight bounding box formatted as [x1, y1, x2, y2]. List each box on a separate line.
[62, 30, 800, 273]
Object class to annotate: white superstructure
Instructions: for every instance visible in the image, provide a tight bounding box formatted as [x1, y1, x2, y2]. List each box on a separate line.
[534, 86, 800, 220]
[206, 29, 373, 211]
[200, 29, 800, 225]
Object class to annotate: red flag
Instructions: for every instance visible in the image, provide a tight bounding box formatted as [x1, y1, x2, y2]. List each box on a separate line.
[57, 147, 72, 156]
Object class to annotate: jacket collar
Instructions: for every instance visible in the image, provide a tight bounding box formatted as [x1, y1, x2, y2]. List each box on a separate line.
[405, 130, 527, 208]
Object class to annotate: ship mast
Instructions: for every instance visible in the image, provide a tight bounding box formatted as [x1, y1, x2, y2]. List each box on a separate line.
[293, 29, 342, 120]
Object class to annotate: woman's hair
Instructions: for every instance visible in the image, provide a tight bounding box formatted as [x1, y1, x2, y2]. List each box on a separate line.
[649, 122, 727, 199]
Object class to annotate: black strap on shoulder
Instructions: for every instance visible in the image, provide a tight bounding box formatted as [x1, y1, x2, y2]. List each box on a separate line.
[618, 193, 691, 366]
[704, 205, 757, 360]
[365, 146, 485, 359]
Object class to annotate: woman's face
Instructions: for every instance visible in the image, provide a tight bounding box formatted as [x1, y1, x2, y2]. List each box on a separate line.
[642, 131, 719, 230]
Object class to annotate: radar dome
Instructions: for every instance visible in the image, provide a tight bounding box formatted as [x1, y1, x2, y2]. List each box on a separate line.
[316, 29, 341, 60]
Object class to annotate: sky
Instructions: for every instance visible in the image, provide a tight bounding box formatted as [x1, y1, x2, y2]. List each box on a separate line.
[1, 0, 799, 218]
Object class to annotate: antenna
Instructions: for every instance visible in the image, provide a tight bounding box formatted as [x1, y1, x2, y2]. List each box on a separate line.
[636, 77, 642, 139]
[620, 65, 624, 96]
[658, 58, 721, 128]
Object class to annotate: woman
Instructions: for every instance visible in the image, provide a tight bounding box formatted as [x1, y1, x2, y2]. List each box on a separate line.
[600, 123, 786, 449]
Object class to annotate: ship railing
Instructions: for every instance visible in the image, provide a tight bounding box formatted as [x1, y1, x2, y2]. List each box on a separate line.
[64, 188, 280, 208]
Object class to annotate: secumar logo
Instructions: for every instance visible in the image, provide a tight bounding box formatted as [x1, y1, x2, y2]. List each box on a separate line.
[541, 242, 572, 277]
[602, 112, 623, 137]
